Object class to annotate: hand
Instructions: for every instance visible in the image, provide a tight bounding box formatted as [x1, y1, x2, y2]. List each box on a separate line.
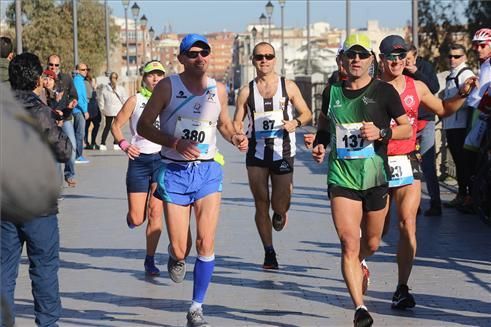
[176, 139, 201, 160]
[55, 110, 64, 127]
[360, 121, 380, 141]
[68, 99, 77, 109]
[125, 144, 141, 160]
[84, 112, 89, 120]
[282, 119, 298, 133]
[405, 64, 418, 74]
[231, 134, 248, 152]
[304, 133, 315, 149]
[460, 76, 479, 97]
[312, 144, 326, 163]
[55, 91, 64, 102]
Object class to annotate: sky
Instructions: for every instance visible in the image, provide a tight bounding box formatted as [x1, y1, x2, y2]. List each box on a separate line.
[108, 0, 413, 35]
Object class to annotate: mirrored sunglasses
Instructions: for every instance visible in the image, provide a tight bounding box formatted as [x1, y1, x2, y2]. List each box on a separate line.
[383, 52, 407, 61]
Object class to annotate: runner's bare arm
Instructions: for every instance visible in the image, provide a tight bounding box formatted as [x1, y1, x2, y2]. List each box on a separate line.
[361, 114, 411, 141]
[218, 82, 248, 152]
[416, 77, 478, 117]
[283, 80, 312, 132]
[137, 78, 176, 148]
[112, 95, 140, 159]
[233, 84, 249, 133]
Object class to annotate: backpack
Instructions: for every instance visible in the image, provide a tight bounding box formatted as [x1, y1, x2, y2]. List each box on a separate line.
[446, 66, 473, 89]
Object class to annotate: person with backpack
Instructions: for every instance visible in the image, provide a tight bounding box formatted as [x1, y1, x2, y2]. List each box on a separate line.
[442, 43, 476, 208]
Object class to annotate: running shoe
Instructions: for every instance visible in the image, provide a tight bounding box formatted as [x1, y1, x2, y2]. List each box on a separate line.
[353, 307, 373, 327]
[99, 144, 107, 151]
[75, 156, 90, 164]
[361, 260, 370, 295]
[167, 253, 186, 283]
[263, 250, 279, 270]
[65, 177, 77, 188]
[392, 284, 416, 309]
[272, 212, 287, 231]
[186, 308, 210, 327]
[144, 256, 160, 276]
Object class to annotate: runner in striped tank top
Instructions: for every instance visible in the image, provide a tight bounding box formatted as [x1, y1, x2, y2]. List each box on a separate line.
[234, 42, 312, 270]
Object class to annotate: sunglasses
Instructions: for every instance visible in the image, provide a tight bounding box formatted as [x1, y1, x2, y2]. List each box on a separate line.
[472, 43, 489, 50]
[344, 51, 371, 60]
[48, 63, 60, 67]
[448, 54, 463, 59]
[184, 50, 210, 58]
[253, 54, 275, 61]
[79, 68, 87, 71]
[383, 52, 407, 61]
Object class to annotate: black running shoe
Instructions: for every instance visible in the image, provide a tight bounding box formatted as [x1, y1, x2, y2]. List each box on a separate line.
[392, 284, 416, 309]
[353, 307, 373, 327]
[263, 251, 279, 270]
[272, 212, 288, 231]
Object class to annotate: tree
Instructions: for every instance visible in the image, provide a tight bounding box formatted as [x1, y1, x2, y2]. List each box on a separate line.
[467, 0, 491, 35]
[6, 0, 118, 75]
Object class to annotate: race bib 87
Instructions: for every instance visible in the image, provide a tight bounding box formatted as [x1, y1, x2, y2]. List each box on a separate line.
[254, 110, 283, 139]
[335, 123, 375, 159]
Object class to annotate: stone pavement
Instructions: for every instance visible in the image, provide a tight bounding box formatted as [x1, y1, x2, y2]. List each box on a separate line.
[12, 120, 491, 327]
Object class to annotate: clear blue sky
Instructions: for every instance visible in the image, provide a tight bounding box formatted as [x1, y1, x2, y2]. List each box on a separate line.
[109, 0, 413, 35]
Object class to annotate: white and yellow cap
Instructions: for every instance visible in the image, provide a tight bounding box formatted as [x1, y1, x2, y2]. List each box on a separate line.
[143, 61, 166, 74]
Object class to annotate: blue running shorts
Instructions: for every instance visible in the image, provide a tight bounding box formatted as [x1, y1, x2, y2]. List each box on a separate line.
[126, 152, 161, 193]
[155, 161, 223, 205]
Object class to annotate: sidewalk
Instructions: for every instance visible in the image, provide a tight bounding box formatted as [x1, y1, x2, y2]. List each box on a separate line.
[11, 124, 491, 326]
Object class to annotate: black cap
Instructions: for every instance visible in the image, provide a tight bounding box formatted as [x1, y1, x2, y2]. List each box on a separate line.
[379, 35, 408, 54]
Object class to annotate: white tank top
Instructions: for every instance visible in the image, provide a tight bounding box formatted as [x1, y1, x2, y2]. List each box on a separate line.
[159, 75, 221, 161]
[246, 76, 296, 161]
[130, 93, 162, 154]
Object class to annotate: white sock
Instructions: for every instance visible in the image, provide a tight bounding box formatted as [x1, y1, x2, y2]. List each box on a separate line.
[190, 301, 202, 312]
[355, 304, 368, 311]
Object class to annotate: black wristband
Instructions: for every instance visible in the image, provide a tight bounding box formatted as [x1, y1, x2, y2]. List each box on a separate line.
[313, 130, 330, 148]
[295, 118, 302, 127]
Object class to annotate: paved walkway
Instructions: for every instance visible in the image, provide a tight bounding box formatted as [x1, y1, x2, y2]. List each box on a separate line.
[12, 116, 491, 326]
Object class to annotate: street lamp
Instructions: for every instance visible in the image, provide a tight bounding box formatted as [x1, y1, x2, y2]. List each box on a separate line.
[259, 13, 267, 42]
[279, 0, 286, 76]
[265, 1, 274, 43]
[131, 2, 140, 75]
[251, 26, 258, 48]
[140, 14, 148, 65]
[122, 0, 130, 75]
[104, 0, 111, 74]
[148, 26, 155, 60]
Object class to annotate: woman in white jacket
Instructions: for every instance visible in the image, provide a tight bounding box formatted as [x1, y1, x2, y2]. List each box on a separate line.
[98, 72, 126, 150]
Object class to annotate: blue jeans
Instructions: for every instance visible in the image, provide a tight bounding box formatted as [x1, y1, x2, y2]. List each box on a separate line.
[72, 112, 86, 158]
[1, 215, 61, 327]
[418, 120, 441, 205]
[62, 120, 76, 179]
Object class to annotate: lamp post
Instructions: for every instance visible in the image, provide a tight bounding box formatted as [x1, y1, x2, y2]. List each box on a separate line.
[140, 14, 148, 65]
[251, 26, 257, 47]
[306, 0, 311, 75]
[15, 0, 22, 54]
[412, 0, 418, 47]
[104, 0, 111, 74]
[122, 0, 130, 76]
[346, 0, 351, 37]
[148, 26, 155, 60]
[131, 2, 140, 75]
[265, 1, 273, 43]
[279, 0, 286, 76]
[259, 13, 267, 42]
[72, 0, 78, 66]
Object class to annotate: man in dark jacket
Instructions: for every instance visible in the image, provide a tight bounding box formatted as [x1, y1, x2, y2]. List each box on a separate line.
[1, 52, 72, 327]
[404, 44, 442, 216]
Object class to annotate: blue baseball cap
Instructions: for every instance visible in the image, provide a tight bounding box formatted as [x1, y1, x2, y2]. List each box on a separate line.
[179, 34, 210, 53]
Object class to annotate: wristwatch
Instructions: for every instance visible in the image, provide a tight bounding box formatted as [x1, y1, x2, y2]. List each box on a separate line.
[379, 128, 392, 142]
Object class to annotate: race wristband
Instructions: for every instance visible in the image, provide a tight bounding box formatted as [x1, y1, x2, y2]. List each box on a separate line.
[118, 139, 130, 152]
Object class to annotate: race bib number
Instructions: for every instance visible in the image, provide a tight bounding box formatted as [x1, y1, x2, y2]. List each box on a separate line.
[254, 110, 283, 139]
[175, 117, 213, 154]
[388, 155, 414, 188]
[335, 123, 374, 159]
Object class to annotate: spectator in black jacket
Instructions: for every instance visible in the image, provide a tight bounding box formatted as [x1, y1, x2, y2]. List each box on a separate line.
[404, 44, 442, 216]
[1, 52, 72, 327]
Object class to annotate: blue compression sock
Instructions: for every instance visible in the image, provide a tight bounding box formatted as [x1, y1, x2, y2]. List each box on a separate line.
[192, 254, 215, 304]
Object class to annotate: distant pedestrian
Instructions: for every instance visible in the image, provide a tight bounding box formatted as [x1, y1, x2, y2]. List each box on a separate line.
[73, 63, 90, 163]
[84, 68, 102, 150]
[98, 72, 126, 150]
[0, 36, 13, 83]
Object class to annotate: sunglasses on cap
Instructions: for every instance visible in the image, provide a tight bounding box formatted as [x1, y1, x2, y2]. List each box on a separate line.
[448, 54, 464, 59]
[383, 52, 407, 61]
[184, 49, 211, 59]
[344, 50, 372, 60]
[253, 54, 275, 61]
[48, 63, 60, 67]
